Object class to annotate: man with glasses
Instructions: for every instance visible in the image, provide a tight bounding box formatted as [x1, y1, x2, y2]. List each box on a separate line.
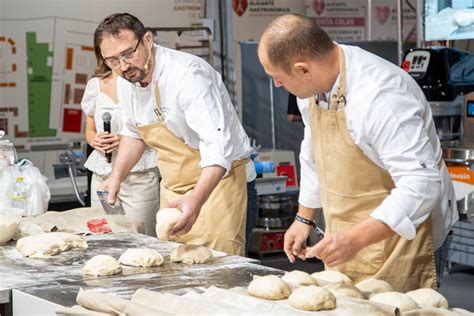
[96, 13, 255, 256]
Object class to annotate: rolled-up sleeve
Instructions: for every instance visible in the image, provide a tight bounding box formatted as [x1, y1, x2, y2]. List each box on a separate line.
[365, 90, 441, 240]
[297, 98, 322, 209]
[179, 67, 232, 173]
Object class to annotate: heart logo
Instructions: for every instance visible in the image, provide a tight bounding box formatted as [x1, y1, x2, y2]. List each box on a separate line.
[374, 5, 390, 25]
[232, 0, 248, 17]
[312, 0, 326, 16]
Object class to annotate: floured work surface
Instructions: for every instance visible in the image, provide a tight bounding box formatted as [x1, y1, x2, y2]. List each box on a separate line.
[0, 232, 256, 304]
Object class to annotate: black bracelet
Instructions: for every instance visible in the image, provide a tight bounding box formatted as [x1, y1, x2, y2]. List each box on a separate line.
[295, 214, 316, 228]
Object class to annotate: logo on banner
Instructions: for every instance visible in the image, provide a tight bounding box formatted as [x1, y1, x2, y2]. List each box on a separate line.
[233, 0, 248, 17]
[375, 6, 390, 25]
[312, 0, 326, 15]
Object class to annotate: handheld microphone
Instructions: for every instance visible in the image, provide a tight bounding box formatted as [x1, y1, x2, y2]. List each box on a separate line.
[102, 112, 112, 163]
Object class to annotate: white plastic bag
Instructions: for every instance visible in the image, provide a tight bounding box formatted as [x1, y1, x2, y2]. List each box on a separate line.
[18, 159, 50, 216]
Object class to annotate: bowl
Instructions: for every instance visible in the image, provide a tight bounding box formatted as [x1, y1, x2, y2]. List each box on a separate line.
[0, 207, 24, 245]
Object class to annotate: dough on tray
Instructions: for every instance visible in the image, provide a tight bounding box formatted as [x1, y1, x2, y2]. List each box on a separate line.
[406, 288, 449, 309]
[311, 270, 353, 286]
[170, 244, 213, 264]
[118, 248, 164, 267]
[324, 282, 365, 299]
[356, 278, 394, 298]
[289, 285, 336, 311]
[281, 270, 317, 289]
[370, 291, 420, 312]
[83, 255, 122, 276]
[16, 232, 87, 258]
[247, 275, 291, 300]
[155, 208, 182, 241]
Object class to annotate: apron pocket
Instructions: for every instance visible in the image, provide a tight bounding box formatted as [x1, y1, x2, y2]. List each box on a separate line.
[330, 220, 384, 277]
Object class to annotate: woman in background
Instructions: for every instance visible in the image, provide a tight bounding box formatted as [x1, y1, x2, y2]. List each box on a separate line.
[81, 49, 159, 236]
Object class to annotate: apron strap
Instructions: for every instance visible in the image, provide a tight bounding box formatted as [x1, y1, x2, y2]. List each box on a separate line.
[330, 45, 347, 112]
[154, 82, 164, 122]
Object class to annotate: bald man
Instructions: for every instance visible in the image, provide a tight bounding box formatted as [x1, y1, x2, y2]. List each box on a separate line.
[258, 14, 457, 292]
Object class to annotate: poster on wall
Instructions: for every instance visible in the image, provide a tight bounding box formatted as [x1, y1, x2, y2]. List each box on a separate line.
[371, 0, 417, 42]
[232, 0, 302, 42]
[0, 0, 203, 150]
[304, 0, 368, 41]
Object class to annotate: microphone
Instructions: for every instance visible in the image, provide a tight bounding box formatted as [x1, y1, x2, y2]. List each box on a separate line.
[144, 45, 151, 72]
[102, 112, 112, 163]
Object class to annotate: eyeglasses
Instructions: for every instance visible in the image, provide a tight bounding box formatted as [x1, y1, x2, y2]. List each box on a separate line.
[103, 38, 141, 68]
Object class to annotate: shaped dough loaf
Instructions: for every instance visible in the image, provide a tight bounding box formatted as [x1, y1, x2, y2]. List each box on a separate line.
[324, 282, 365, 299]
[311, 270, 353, 286]
[84, 255, 122, 276]
[118, 249, 164, 267]
[170, 244, 213, 264]
[247, 275, 291, 300]
[289, 285, 336, 311]
[281, 270, 317, 290]
[370, 292, 420, 312]
[16, 232, 87, 258]
[406, 288, 449, 309]
[356, 278, 394, 299]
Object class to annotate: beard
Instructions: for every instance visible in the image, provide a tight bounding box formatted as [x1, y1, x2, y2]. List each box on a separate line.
[122, 66, 147, 83]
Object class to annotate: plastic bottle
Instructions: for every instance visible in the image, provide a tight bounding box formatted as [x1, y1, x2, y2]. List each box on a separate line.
[12, 176, 27, 214]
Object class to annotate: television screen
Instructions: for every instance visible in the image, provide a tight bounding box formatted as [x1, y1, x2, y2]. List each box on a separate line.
[425, 0, 474, 41]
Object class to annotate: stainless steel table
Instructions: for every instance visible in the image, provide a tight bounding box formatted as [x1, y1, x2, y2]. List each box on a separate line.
[0, 232, 279, 314]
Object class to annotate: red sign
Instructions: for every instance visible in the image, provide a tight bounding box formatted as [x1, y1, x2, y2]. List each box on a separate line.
[277, 164, 297, 187]
[312, 0, 326, 15]
[401, 60, 411, 72]
[63, 108, 82, 133]
[232, 0, 248, 17]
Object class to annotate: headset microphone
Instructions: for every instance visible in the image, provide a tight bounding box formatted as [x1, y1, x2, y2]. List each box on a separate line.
[144, 45, 151, 72]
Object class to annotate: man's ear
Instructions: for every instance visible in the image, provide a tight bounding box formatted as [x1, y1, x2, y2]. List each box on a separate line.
[293, 62, 311, 77]
[143, 31, 153, 48]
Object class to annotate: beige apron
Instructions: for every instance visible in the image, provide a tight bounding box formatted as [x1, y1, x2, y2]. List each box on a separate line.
[309, 46, 436, 292]
[135, 84, 247, 256]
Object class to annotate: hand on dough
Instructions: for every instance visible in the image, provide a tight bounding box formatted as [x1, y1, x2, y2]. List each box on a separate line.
[168, 193, 202, 236]
[305, 230, 361, 267]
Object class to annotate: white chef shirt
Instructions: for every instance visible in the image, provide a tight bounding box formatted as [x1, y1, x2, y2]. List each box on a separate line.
[81, 77, 156, 176]
[118, 44, 255, 181]
[298, 44, 458, 250]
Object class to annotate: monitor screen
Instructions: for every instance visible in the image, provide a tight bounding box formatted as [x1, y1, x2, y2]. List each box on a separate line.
[467, 100, 474, 117]
[425, 0, 474, 41]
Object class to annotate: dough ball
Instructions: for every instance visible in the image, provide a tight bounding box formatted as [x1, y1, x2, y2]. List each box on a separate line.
[281, 270, 317, 289]
[84, 255, 122, 276]
[170, 244, 213, 264]
[406, 288, 449, 309]
[247, 275, 291, 300]
[155, 208, 182, 241]
[310, 270, 353, 286]
[370, 292, 420, 312]
[324, 282, 365, 299]
[16, 232, 87, 258]
[118, 249, 164, 267]
[355, 278, 394, 298]
[289, 285, 336, 311]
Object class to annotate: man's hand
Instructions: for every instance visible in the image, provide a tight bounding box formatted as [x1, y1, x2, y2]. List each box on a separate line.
[284, 220, 312, 263]
[304, 217, 394, 267]
[168, 193, 203, 236]
[97, 176, 121, 205]
[304, 230, 361, 267]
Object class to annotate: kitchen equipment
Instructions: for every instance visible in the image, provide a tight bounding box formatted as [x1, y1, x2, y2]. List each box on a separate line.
[249, 192, 298, 257]
[96, 191, 126, 215]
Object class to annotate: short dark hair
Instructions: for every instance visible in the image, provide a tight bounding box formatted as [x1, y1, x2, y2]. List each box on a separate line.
[94, 13, 147, 51]
[261, 14, 334, 73]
